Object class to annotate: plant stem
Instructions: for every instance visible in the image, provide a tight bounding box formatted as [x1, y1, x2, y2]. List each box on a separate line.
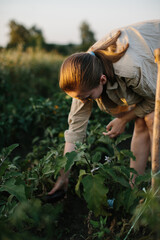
[83, 154, 92, 170]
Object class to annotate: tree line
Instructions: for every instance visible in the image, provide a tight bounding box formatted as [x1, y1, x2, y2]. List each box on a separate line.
[2, 20, 96, 55]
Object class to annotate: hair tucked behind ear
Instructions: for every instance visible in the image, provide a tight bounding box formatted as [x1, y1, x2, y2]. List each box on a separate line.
[59, 30, 129, 91]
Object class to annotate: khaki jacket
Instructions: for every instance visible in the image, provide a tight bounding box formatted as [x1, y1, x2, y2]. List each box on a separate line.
[65, 20, 160, 143]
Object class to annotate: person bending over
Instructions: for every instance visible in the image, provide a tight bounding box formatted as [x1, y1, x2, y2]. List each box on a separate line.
[49, 20, 160, 195]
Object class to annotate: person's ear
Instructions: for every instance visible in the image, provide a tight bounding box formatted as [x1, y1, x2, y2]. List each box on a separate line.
[100, 74, 107, 85]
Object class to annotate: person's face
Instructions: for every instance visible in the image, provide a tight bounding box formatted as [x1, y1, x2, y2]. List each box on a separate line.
[66, 75, 107, 103]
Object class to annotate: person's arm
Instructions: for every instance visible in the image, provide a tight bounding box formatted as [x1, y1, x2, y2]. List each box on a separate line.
[48, 99, 92, 195]
[64, 142, 75, 154]
[48, 142, 76, 195]
[64, 98, 93, 143]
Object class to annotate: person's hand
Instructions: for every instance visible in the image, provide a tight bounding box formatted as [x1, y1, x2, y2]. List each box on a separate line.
[47, 143, 75, 197]
[48, 170, 69, 195]
[103, 118, 126, 138]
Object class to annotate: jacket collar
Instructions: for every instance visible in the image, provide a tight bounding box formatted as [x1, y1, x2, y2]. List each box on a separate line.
[106, 80, 118, 90]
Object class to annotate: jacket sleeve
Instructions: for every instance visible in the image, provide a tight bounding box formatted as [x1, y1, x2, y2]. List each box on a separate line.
[134, 98, 155, 118]
[125, 73, 156, 118]
[64, 98, 93, 143]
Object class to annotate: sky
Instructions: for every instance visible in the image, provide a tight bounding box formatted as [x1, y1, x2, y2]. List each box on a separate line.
[0, 0, 160, 47]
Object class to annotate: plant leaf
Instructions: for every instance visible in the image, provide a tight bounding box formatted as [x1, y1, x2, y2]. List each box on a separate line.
[113, 165, 130, 179]
[0, 161, 9, 177]
[115, 134, 131, 146]
[75, 169, 86, 197]
[120, 149, 136, 161]
[65, 151, 77, 172]
[54, 156, 67, 177]
[90, 219, 99, 228]
[43, 150, 56, 162]
[135, 172, 151, 185]
[92, 152, 101, 163]
[105, 168, 130, 188]
[98, 135, 113, 145]
[82, 174, 108, 216]
[0, 179, 26, 202]
[116, 176, 130, 188]
[1, 144, 19, 160]
[116, 189, 138, 212]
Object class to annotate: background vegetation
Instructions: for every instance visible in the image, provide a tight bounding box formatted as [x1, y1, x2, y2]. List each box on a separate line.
[1, 19, 96, 54]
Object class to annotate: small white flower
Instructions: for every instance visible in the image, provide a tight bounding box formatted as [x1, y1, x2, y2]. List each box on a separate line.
[91, 167, 99, 173]
[142, 187, 147, 193]
[105, 156, 112, 164]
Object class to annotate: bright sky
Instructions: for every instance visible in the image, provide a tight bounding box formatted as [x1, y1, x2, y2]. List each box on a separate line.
[0, 0, 160, 47]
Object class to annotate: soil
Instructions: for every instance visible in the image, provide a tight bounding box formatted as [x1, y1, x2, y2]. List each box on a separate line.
[57, 190, 89, 240]
[54, 189, 155, 240]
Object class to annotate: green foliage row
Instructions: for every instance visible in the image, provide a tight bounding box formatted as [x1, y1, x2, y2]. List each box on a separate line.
[0, 49, 69, 150]
[0, 132, 157, 239]
[0, 49, 159, 240]
[0, 49, 70, 239]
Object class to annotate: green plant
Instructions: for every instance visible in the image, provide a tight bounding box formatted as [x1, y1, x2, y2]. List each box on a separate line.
[52, 129, 151, 218]
[90, 216, 110, 239]
[126, 187, 160, 240]
[0, 144, 65, 240]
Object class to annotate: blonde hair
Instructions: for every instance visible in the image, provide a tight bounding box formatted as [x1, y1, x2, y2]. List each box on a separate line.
[59, 31, 129, 92]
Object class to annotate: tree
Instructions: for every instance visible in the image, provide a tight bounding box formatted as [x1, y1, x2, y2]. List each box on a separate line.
[29, 25, 45, 49]
[7, 20, 30, 48]
[79, 21, 96, 51]
[7, 20, 45, 49]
